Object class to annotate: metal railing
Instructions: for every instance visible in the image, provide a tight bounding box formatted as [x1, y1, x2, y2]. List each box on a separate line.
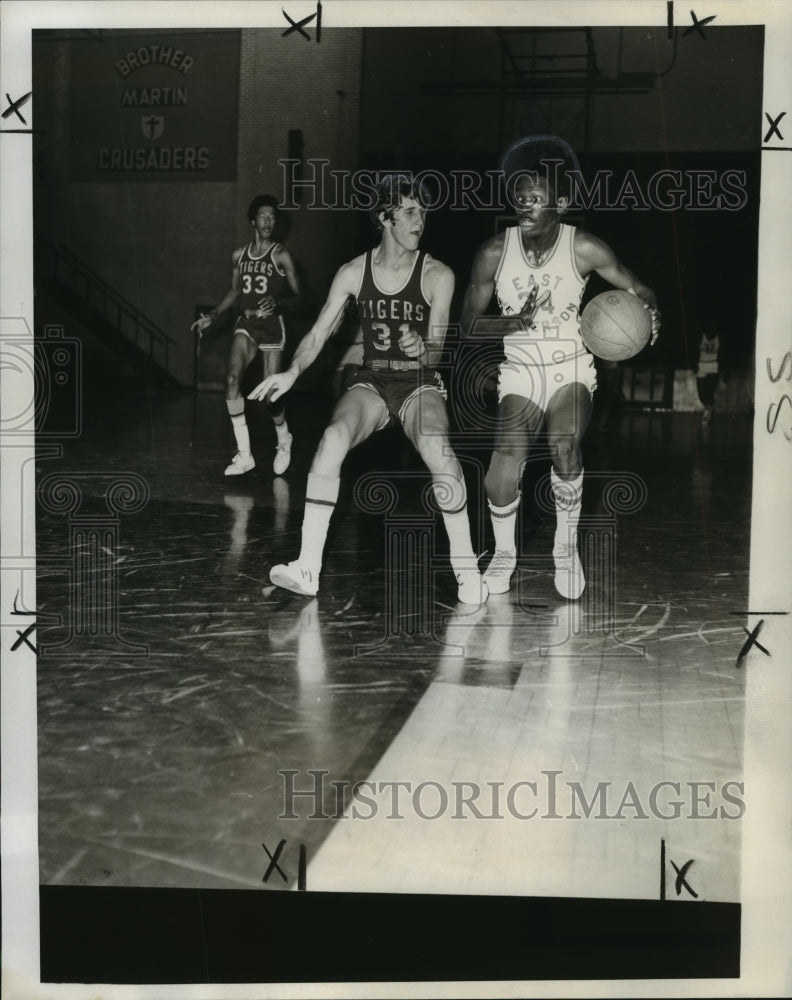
[35, 238, 178, 378]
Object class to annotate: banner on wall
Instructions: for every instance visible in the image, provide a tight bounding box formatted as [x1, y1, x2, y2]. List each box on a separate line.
[68, 29, 240, 181]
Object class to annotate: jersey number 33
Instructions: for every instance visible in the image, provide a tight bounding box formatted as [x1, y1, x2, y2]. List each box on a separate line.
[241, 274, 268, 295]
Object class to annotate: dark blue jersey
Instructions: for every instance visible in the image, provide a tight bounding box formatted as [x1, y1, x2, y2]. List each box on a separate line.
[356, 250, 430, 364]
[237, 242, 287, 311]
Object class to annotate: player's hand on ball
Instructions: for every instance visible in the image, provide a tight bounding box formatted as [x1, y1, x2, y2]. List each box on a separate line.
[648, 308, 661, 345]
[398, 328, 427, 359]
[519, 286, 551, 328]
[248, 370, 296, 404]
[628, 288, 661, 345]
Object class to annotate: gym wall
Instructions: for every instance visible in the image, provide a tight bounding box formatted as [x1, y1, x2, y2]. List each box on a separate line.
[33, 28, 362, 388]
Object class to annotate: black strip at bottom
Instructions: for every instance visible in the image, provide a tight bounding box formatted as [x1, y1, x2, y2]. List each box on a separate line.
[40, 886, 740, 984]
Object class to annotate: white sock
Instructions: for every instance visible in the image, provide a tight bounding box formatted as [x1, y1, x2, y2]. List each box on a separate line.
[433, 478, 477, 572]
[275, 419, 291, 442]
[551, 470, 583, 549]
[227, 399, 251, 456]
[298, 473, 340, 577]
[441, 506, 478, 572]
[488, 495, 520, 553]
[231, 415, 251, 456]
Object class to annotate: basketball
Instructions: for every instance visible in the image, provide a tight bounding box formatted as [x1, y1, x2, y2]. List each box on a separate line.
[580, 290, 652, 361]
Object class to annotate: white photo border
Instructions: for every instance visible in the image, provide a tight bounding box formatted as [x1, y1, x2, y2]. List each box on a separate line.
[1, 1, 790, 997]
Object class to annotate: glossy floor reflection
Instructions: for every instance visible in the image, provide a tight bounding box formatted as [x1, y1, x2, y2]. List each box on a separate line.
[36, 390, 751, 900]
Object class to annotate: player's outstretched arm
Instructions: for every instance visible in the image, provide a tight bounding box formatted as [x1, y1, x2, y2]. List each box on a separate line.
[248, 258, 361, 403]
[191, 249, 243, 336]
[575, 231, 661, 343]
[460, 235, 527, 338]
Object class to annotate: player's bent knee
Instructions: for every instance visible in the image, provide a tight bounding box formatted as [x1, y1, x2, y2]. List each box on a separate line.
[548, 435, 581, 471]
[485, 450, 523, 506]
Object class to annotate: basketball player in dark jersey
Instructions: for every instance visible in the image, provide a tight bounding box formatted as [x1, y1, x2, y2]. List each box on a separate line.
[192, 195, 303, 476]
[461, 138, 660, 600]
[249, 175, 487, 605]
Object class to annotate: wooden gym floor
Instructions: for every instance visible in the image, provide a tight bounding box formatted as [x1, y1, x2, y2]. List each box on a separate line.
[35, 386, 750, 905]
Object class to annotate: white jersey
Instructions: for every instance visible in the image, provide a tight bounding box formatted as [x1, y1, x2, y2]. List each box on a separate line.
[494, 223, 588, 366]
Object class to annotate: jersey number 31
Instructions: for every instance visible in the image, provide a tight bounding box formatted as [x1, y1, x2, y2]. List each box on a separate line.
[372, 321, 411, 352]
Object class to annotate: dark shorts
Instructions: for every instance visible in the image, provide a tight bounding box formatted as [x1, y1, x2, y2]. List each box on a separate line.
[345, 365, 448, 429]
[233, 313, 285, 349]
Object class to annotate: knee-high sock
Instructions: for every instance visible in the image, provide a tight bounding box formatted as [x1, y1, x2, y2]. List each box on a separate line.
[227, 398, 250, 455]
[487, 494, 521, 553]
[433, 477, 477, 571]
[298, 473, 340, 576]
[484, 450, 523, 552]
[274, 412, 290, 439]
[551, 469, 583, 549]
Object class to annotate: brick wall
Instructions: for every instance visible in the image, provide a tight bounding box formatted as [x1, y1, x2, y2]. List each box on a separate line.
[35, 28, 362, 387]
[236, 29, 362, 298]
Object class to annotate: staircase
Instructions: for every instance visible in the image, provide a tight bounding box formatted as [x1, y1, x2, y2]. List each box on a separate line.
[35, 238, 182, 387]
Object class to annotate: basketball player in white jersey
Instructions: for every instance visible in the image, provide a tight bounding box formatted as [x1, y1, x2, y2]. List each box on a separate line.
[192, 195, 303, 476]
[461, 139, 660, 600]
[249, 175, 487, 605]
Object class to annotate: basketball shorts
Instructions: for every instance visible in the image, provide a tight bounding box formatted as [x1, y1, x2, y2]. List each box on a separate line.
[497, 350, 597, 411]
[233, 313, 286, 350]
[346, 366, 448, 430]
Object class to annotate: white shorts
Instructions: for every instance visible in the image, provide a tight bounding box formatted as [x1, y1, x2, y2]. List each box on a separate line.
[497, 350, 597, 411]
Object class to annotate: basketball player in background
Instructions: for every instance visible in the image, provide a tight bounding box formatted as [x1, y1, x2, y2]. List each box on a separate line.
[192, 195, 304, 476]
[461, 137, 660, 600]
[696, 331, 720, 425]
[249, 175, 487, 605]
